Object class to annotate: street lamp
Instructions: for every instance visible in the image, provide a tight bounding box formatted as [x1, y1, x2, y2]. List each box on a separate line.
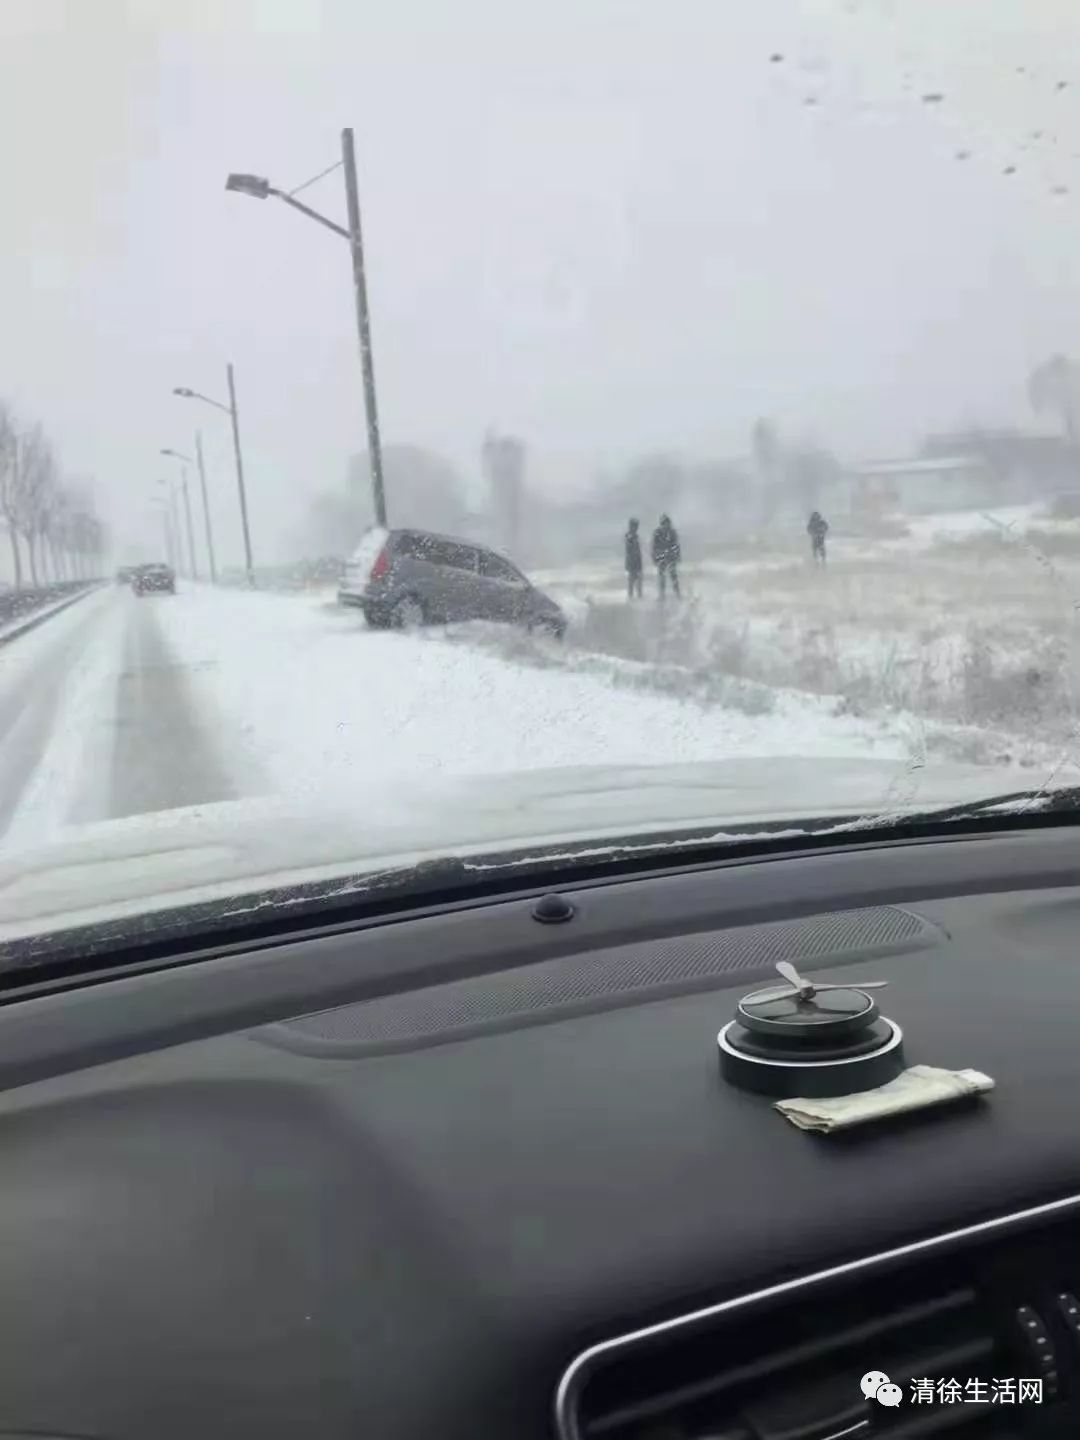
[223, 174, 271, 201]
[149, 497, 173, 570]
[174, 366, 254, 587]
[225, 128, 387, 527]
[160, 449, 198, 580]
[153, 481, 180, 571]
[163, 431, 217, 584]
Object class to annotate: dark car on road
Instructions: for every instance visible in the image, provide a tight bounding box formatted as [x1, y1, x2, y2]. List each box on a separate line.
[338, 528, 566, 637]
[132, 563, 176, 596]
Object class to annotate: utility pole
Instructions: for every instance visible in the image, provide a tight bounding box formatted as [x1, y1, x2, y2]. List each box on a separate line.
[180, 467, 198, 579]
[154, 503, 173, 570]
[227, 362, 255, 586]
[169, 485, 182, 573]
[156, 494, 177, 571]
[195, 431, 218, 584]
[341, 127, 387, 527]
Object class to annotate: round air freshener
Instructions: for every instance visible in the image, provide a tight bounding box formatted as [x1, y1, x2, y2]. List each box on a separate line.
[719, 961, 904, 1098]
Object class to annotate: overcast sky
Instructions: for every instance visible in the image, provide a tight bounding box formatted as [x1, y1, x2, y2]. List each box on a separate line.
[3, 0, 1080, 568]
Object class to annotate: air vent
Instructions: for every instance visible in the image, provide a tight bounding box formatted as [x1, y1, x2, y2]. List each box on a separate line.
[557, 1208, 1080, 1440]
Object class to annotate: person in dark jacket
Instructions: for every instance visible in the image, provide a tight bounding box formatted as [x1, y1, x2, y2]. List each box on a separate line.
[624, 517, 643, 599]
[652, 514, 681, 598]
[807, 510, 829, 566]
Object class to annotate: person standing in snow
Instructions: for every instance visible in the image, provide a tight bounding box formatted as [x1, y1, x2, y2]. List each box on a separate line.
[807, 510, 829, 566]
[652, 514, 681, 598]
[624, 517, 643, 599]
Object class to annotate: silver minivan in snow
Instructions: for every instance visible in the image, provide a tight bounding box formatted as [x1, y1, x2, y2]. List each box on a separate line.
[338, 528, 567, 637]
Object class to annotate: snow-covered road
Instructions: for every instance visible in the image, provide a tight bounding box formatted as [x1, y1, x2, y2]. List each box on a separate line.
[0, 583, 915, 851]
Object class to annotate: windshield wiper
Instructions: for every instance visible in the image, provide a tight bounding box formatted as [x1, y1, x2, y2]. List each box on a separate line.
[867, 784, 1080, 828]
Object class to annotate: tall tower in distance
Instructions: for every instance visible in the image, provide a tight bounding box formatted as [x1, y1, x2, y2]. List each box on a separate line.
[482, 431, 526, 558]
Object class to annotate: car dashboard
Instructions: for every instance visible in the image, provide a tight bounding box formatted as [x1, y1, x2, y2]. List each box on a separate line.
[1, 825, 1080, 1439]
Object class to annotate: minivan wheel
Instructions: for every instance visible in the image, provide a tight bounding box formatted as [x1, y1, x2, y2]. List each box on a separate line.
[363, 604, 391, 630]
[391, 595, 426, 630]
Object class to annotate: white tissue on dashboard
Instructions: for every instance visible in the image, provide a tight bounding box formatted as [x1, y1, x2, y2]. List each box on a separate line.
[775, 1064, 995, 1133]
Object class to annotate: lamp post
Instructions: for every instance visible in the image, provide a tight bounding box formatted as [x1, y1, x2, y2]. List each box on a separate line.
[160, 449, 198, 580]
[225, 130, 387, 527]
[162, 429, 218, 584]
[153, 483, 179, 571]
[148, 496, 167, 566]
[173, 367, 254, 586]
[194, 432, 217, 584]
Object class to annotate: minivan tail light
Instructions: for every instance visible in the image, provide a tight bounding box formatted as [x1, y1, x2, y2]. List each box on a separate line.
[370, 547, 390, 581]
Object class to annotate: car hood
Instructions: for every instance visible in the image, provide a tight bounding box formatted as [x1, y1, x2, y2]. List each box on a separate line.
[0, 756, 1041, 942]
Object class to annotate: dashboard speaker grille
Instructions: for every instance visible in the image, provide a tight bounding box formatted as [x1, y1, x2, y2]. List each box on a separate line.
[258, 905, 939, 1057]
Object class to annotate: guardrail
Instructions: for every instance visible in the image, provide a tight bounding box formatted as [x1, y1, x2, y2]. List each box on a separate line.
[0, 580, 103, 646]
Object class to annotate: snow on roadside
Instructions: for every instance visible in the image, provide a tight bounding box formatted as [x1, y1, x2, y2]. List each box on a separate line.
[151, 587, 910, 808]
[0, 590, 127, 847]
[0, 587, 109, 692]
[0, 584, 98, 644]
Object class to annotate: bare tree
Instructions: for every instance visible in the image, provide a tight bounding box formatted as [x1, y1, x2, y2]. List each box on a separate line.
[38, 475, 69, 582]
[14, 426, 56, 586]
[785, 445, 842, 515]
[52, 498, 76, 578]
[752, 417, 781, 478]
[1029, 354, 1080, 445]
[0, 404, 103, 588]
[68, 509, 103, 577]
[752, 418, 785, 525]
[345, 443, 470, 537]
[482, 431, 526, 556]
[0, 401, 22, 588]
[43, 486, 70, 580]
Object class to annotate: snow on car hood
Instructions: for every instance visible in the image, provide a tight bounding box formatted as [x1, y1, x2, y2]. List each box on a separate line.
[0, 756, 1033, 941]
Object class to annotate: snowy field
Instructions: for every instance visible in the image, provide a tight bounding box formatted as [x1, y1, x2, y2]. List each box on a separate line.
[1, 504, 1076, 857]
[519, 503, 1080, 772]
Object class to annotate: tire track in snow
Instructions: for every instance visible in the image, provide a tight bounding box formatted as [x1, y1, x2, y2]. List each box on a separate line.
[106, 594, 239, 821]
[0, 590, 117, 842]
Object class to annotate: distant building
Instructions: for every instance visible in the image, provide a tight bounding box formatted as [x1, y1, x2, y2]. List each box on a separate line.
[481, 433, 526, 557]
[921, 429, 1079, 502]
[847, 455, 997, 517]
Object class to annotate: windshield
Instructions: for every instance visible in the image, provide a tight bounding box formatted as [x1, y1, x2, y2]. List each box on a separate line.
[1, 0, 1079, 945]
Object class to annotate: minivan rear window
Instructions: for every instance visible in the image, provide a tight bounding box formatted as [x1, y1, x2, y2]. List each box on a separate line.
[477, 551, 520, 583]
[399, 533, 477, 571]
